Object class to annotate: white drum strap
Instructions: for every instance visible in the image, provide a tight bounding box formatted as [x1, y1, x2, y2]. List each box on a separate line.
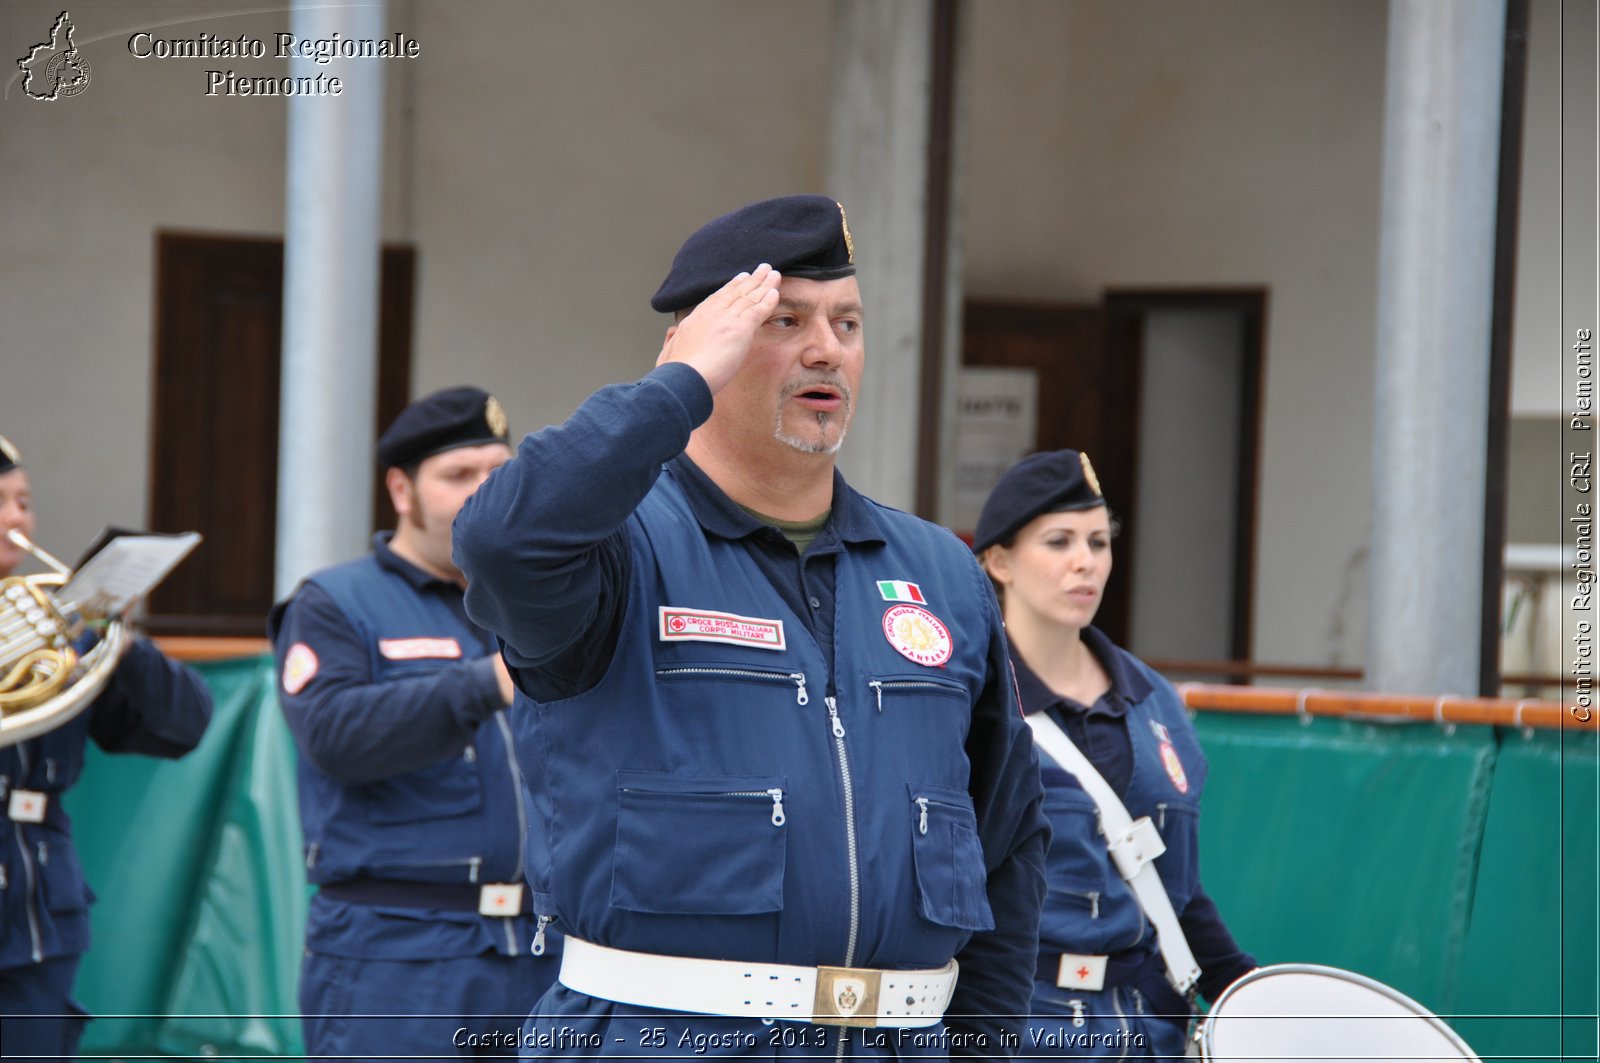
[1025, 713, 1201, 997]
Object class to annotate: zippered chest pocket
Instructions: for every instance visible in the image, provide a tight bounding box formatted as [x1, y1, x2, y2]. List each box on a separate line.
[612, 769, 788, 916]
[655, 664, 810, 705]
[866, 674, 968, 712]
[907, 783, 995, 932]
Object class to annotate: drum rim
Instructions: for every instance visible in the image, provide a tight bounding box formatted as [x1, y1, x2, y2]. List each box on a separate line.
[1198, 962, 1481, 1060]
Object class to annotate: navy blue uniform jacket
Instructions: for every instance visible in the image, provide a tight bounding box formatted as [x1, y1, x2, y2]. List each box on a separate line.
[0, 637, 212, 971]
[268, 535, 545, 959]
[454, 364, 1048, 1056]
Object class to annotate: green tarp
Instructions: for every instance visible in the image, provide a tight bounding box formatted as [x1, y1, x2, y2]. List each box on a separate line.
[68, 657, 306, 1060]
[53, 658, 1598, 1060]
[1195, 714, 1598, 1062]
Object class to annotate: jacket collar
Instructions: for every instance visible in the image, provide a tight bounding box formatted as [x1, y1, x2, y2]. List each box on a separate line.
[1013, 625, 1153, 717]
[666, 454, 887, 549]
[372, 532, 461, 594]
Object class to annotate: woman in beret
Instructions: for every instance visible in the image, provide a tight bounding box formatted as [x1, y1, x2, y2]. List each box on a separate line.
[973, 449, 1253, 1058]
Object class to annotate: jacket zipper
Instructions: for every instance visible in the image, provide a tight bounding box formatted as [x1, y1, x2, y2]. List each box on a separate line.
[1093, 808, 1146, 947]
[13, 742, 43, 962]
[825, 695, 859, 1062]
[655, 666, 809, 705]
[1111, 986, 1134, 1062]
[824, 696, 860, 964]
[1125, 886, 1148, 950]
[492, 711, 529, 955]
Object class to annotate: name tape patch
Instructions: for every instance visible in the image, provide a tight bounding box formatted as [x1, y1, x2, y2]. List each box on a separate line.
[658, 607, 786, 651]
[379, 637, 463, 660]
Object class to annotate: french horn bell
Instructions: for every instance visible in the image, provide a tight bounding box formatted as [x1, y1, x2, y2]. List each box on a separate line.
[0, 529, 127, 747]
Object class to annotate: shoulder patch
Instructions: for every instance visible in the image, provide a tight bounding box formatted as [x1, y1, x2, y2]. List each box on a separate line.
[282, 642, 319, 696]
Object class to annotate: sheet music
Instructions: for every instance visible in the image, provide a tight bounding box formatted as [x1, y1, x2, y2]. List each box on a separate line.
[58, 531, 202, 618]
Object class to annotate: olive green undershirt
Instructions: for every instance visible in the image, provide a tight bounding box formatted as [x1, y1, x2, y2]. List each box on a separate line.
[738, 503, 832, 554]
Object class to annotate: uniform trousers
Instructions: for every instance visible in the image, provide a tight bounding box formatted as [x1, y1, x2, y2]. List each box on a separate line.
[300, 949, 546, 1062]
[1024, 981, 1191, 1060]
[0, 955, 88, 1063]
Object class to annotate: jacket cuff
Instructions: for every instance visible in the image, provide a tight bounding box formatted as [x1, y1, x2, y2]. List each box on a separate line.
[646, 362, 715, 430]
[459, 655, 508, 726]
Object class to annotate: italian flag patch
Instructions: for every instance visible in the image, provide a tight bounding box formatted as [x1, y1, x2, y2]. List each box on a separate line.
[877, 580, 926, 604]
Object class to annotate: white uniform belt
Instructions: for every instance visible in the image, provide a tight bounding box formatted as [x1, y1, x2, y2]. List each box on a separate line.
[558, 936, 958, 1028]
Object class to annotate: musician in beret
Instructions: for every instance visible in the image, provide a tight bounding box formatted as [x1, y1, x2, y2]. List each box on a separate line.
[267, 390, 559, 1061]
[0, 434, 213, 1063]
[973, 450, 1255, 1057]
[455, 195, 1048, 1058]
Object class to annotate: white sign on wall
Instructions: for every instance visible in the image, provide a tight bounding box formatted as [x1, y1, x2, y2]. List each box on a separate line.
[951, 366, 1039, 537]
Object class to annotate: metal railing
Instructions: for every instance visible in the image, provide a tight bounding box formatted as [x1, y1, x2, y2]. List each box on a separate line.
[149, 638, 1591, 732]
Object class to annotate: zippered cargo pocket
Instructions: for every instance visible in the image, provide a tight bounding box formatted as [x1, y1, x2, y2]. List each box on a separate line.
[611, 769, 788, 915]
[1042, 783, 1113, 895]
[907, 783, 994, 931]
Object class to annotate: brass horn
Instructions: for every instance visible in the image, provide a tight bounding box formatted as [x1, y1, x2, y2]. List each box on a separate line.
[0, 529, 127, 747]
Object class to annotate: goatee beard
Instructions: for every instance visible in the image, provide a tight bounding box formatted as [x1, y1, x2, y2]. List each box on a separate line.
[775, 376, 852, 455]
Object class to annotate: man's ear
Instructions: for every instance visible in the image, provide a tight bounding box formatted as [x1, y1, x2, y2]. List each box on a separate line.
[384, 466, 413, 518]
[655, 323, 679, 367]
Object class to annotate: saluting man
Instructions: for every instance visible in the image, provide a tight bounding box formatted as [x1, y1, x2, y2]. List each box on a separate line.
[269, 389, 560, 1061]
[454, 196, 1049, 1059]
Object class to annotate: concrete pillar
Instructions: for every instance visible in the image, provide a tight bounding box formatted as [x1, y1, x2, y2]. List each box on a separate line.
[1367, 0, 1506, 694]
[275, 1, 387, 598]
[826, 0, 944, 513]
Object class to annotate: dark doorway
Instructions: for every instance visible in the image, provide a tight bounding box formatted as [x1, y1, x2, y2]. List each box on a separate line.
[962, 300, 1142, 645]
[145, 232, 414, 636]
[1105, 289, 1265, 667]
[960, 291, 1265, 662]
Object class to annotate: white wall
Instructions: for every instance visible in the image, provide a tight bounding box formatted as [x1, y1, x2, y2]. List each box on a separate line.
[0, 0, 412, 558]
[1512, 0, 1593, 415]
[963, 0, 1389, 668]
[0, 0, 1582, 675]
[0, 0, 830, 559]
[406, 0, 833, 445]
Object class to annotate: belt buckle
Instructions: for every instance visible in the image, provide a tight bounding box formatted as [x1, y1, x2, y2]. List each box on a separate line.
[812, 966, 881, 1027]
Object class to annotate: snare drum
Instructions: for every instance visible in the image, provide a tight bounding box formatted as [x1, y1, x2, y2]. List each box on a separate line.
[1196, 963, 1480, 1062]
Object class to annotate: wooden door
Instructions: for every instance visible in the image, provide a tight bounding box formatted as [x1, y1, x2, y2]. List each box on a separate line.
[962, 300, 1142, 646]
[145, 232, 414, 635]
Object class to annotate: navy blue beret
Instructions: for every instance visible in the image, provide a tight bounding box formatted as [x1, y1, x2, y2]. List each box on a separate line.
[376, 387, 510, 469]
[972, 449, 1107, 553]
[650, 194, 858, 313]
[0, 435, 19, 475]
